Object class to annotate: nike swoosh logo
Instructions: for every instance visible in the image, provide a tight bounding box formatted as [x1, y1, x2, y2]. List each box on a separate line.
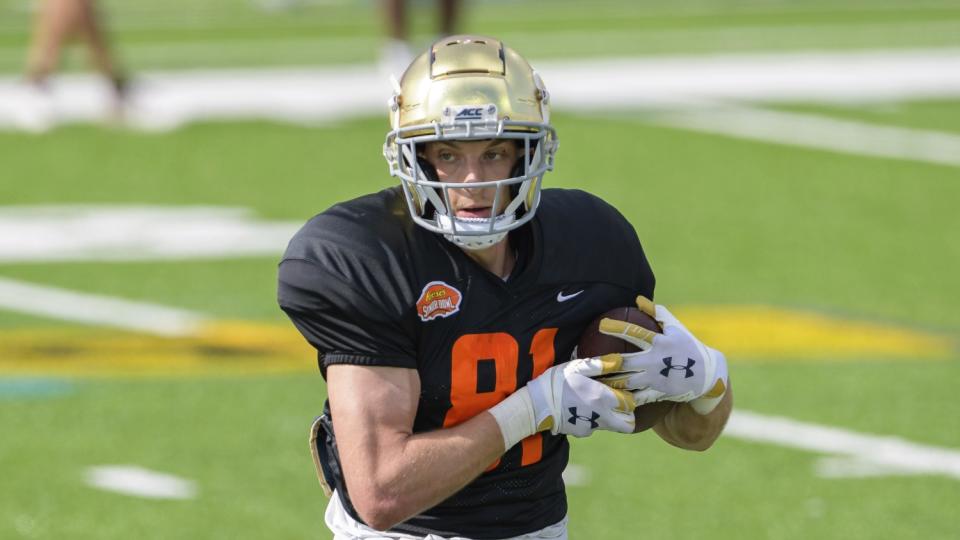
[556, 290, 584, 302]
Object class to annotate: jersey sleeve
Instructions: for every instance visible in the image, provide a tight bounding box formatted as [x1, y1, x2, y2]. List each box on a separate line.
[278, 258, 417, 376]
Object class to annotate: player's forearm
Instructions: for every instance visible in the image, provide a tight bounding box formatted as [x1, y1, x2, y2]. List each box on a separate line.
[653, 382, 733, 451]
[343, 411, 504, 531]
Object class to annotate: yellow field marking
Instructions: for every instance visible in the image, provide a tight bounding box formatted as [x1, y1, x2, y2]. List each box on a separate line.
[0, 306, 954, 376]
[0, 321, 315, 376]
[677, 305, 955, 361]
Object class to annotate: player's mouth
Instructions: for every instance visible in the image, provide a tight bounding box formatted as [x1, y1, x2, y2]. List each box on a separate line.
[456, 206, 492, 219]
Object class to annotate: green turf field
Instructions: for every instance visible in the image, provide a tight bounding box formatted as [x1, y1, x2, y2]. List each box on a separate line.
[2, 1, 960, 539]
[2, 0, 960, 72]
[774, 100, 960, 134]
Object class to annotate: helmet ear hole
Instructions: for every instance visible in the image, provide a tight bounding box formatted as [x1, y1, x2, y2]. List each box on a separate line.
[507, 138, 527, 202]
[416, 157, 440, 182]
[414, 156, 440, 219]
[509, 158, 524, 180]
[508, 158, 523, 205]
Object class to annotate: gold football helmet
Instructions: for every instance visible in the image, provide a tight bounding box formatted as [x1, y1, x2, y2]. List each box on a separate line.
[383, 35, 558, 250]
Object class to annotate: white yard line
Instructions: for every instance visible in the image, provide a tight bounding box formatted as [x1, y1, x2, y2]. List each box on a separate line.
[648, 106, 960, 168]
[0, 277, 205, 336]
[80, 411, 960, 506]
[726, 410, 960, 480]
[2, 48, 960, 131]
[85, 465, 197, 499]
[77, 408, 960, 503]
[0, 205, 301, 263]
[562, 463, 591, 486]
[562, 408, 960, 484]
[539, 48, 960, 109]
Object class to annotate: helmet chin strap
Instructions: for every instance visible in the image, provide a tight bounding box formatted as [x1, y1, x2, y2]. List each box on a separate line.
[437, 213, 515, 250]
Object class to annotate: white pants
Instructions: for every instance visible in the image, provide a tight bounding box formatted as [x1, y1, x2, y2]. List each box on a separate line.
[325, 490, 568, 540]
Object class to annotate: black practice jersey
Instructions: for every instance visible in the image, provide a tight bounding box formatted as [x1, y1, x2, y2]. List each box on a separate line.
[278, 186, 654, 539]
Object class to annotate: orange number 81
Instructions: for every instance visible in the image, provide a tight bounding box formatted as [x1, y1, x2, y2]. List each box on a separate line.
[443, 328, 558, 469]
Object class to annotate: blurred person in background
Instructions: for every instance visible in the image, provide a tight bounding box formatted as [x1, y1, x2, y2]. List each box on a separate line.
[279, 35, 731, 539]
[380, 0, 460, 78]
[25, 0, 127, 117]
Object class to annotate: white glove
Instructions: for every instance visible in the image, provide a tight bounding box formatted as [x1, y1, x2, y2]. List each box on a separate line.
[488, 355, 638, 449]
[599, 300, 728, 415]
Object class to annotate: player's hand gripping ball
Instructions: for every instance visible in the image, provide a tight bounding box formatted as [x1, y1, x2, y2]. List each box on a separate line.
[577, 303, 674, 433]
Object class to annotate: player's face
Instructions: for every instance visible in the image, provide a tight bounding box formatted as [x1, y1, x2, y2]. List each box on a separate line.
[422, 140, 518, 219]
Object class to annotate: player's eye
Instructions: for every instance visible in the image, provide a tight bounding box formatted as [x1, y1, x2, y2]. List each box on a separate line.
[484, 150, 504, 160]
[437, 150, 456, 162]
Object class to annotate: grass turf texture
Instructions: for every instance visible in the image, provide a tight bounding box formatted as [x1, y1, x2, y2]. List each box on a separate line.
[3, 361, 960, 539]
[0, 375, 326, 539]
[1, 112, 957, 328]
[0, 0, 959, 72]
[1, 106, 960, 536]
[0, 259, 289, 325]
[773, 99, 960, 134]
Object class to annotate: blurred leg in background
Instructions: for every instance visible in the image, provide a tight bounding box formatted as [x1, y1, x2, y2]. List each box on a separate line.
[380, 0, 461, 80]
[437, 0, 458, 37]
[25, 0, 127, 115]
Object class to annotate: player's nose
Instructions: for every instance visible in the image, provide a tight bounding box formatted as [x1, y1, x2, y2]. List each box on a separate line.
[461, 157, 483, 183]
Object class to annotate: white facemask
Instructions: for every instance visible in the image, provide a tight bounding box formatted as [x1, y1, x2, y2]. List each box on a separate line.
[436, 213, 516, 250]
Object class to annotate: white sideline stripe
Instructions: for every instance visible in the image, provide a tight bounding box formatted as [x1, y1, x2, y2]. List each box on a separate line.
[726, 410, 960, 480]
[0, 205, 301, 263]
[561, 463, 591, 486]
[0, 277, 205, 336]
[2, 48, 960, 131]
[539, 48, 960, 110]
[814, 456, 925, 479]
[650, 106, 960, 168]
[85, 465, 197, 499]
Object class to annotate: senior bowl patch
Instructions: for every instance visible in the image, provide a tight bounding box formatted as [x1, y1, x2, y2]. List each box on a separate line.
[416, 281, 462, 322]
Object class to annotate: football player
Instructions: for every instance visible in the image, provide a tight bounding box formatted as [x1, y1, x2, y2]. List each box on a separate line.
[278, 35, 732, 540]
[26, 0, 127, 116]
[380, 0, 460, 80]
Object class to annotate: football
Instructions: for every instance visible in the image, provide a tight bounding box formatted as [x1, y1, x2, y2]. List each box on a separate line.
[578, 306, 673, 433]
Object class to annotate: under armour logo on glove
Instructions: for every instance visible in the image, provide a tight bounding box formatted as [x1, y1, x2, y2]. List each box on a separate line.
[660, 357, 695, 379]
[595, 299, 729, 412]
[567, 406, 600, 429]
